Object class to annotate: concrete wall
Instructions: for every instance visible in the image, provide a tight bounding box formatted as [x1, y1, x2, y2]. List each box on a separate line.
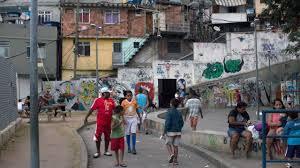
[61, 38, 118, 80]
[16, 75, 43, 99]
[193, 32, 296, 83]
[0, 23, 58, 77]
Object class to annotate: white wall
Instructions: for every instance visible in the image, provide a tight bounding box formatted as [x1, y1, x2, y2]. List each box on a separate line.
[17, 76, 42, 99]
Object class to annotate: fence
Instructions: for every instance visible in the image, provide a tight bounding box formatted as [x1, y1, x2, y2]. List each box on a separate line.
[261, 109, 300, 168]
[0, 57, 17, 130]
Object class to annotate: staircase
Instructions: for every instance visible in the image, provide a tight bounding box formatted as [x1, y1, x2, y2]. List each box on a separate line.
[112, 34, 150, 67]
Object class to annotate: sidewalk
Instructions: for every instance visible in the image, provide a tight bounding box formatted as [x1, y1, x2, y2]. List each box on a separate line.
[0, 113, 87, 168]
[148, 107, 289, 168]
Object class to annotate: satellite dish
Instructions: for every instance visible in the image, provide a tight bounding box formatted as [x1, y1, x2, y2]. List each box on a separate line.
[213, 26, 221, 32]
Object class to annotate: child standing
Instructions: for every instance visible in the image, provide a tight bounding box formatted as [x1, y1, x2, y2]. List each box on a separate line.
[283, 112, 300, 168]
[111, 105, 127, 167]
[121, 90, 139, 155]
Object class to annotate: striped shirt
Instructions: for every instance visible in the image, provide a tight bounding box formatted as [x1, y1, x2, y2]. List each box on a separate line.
[185, 98, 201, 117]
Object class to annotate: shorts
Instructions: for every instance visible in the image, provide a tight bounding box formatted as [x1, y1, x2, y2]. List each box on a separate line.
[125, 117, 138, 135]
[165, 135, 181, 146]
[285, 145, 300, 158]
[111, 137, 125, 151]
[227, 127, 246, 137]
[93, 124, 111, 142]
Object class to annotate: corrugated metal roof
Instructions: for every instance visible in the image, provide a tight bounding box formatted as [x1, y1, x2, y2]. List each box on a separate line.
[214, 0, 246, 7]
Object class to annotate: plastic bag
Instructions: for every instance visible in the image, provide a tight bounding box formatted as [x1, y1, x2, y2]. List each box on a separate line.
[247, 125, 260, 140]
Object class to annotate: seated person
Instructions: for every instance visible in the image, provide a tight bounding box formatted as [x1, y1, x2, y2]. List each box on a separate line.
[227, 101, 253, 158]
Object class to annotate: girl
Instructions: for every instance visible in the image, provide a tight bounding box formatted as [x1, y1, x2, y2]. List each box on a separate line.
[266, 98, 286, 159]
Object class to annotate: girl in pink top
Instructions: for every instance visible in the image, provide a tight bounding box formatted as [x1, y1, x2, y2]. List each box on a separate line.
[266, 98, 286, 159]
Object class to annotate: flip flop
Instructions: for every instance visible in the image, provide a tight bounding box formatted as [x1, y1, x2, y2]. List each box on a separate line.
[120, 163, 127, 167]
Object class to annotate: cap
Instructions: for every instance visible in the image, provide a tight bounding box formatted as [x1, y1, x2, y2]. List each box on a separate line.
[100, 87, 111, 93]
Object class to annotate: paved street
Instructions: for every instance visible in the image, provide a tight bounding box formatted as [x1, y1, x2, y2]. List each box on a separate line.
[80, 124, 216, 168]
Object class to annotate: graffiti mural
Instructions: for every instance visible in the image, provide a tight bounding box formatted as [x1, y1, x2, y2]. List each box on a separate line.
[202, 62, 224, 79]
[223, 58, 244, 73]
[134, 82, 154, 101]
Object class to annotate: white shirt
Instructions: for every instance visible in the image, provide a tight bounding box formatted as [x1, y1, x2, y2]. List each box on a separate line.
[18, 102, 23, 111]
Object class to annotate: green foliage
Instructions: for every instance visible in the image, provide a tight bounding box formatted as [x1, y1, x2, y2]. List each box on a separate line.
[261, 0, 300, 54]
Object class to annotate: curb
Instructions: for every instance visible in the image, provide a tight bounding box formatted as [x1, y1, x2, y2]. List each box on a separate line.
[0, 118, 22, 147]
[76, 121, 96, 168]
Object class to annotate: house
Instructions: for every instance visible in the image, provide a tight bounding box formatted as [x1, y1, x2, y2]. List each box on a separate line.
[60, 0, 153, 80]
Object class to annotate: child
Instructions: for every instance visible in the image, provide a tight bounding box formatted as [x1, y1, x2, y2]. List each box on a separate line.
[283, 112, 300, 168]
[111, 105, 127, 167]
[163, 98, 184, 165]
[121, 90, 139, 155]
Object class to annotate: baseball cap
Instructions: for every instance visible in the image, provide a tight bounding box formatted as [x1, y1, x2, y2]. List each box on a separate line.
[100, 87, 111, 93]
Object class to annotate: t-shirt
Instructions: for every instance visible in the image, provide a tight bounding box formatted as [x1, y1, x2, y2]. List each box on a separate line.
[136, 93, 147, 113]
[111, 114, 125, 139]
[121, 99, 138, 117]
[185, 98, 201, 116]
[90, 97, 115, 127]
[228, 109, 250, 129]
[18, 102, 23, 111]
[283, 118, 300, 145]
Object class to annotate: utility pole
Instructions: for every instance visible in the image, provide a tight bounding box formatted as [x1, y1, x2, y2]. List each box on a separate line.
[95, 26, 100, 97]
[253, 18, 260, 120]
[29, 0, 39, 167]
[74, 0, 80, 79]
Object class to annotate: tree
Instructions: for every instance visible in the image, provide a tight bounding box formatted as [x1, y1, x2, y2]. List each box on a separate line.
[261, 0, 300, 55]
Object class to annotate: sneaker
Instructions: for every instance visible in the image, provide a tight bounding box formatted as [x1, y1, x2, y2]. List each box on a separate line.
[104, 152, 112, 156]
[93, 152, 100, 158]
[168, 154, 174, 163]
[285, 163, 292, 168]
[128, 149, 131, 153]
[132, 149, 137, 155]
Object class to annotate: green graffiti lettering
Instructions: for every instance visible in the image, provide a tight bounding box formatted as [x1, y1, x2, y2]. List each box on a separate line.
[224, 58, 244, 73]
[202, 62, 224, 79]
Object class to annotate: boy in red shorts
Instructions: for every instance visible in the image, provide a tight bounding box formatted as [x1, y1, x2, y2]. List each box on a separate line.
[84, 87, 115, 158]
[111, 105, 127, 167]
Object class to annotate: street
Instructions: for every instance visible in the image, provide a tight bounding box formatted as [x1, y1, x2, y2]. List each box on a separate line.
[80, 124, 216, 168]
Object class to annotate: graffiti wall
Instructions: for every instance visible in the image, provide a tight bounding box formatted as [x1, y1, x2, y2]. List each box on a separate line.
[153, 60, 194, 86]
[43, 78, 129, 111]
[194, 32, 295, 83]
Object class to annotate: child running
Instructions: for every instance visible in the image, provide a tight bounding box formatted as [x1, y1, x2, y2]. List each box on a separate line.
[121, 90, 139, 155]
[111, 105, 127, 167]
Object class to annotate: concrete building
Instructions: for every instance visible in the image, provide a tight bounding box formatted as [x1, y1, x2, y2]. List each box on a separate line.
[0, 23, 58, 98]
[60, 0, 153, 80]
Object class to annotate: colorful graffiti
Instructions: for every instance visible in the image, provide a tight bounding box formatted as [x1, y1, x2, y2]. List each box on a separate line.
[134, 82, 154, 101]
[202, 62, 224, 79]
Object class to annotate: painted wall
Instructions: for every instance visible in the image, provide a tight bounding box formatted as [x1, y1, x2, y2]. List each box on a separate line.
[194, 32, 295, 83]
[62, 38, 119, 80]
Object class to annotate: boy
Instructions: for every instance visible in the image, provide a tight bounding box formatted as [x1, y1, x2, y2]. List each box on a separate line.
[121, 90, 139, 155]
[283, 112, 300, 168]
[111, 105, 127, 167]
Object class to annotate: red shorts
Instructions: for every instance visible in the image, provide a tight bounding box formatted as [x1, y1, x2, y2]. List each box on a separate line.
[110, 137, 125, 151]
[94, 124, 111, 142]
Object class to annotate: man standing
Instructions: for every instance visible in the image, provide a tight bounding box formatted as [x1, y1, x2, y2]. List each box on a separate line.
[84, 87, 115, 158]
[227, 101, 253, 158]
[136, 88, 148, 133]
[185, 90, 203, 131]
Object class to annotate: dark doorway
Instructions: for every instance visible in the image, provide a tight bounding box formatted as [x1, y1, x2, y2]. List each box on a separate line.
[158, 79, 177, 108]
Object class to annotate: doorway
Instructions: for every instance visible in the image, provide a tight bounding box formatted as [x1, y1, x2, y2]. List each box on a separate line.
[158, 79, 177, 108]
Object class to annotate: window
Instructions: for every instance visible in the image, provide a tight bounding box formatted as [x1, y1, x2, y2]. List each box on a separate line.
[79, 9, 90, 23]
[0, 41, 9, 58]
[113, 43, 122, 53]
[105, 10, 120, 24]
[228, 7, 237, 13]
[167, 42, 181, 53]
[38, 11, 51, 24]
[133, 42, 139, 48]
[135, 9, 142, 16]
[78, 42, 90, 56]
[26, 43, 46, 59]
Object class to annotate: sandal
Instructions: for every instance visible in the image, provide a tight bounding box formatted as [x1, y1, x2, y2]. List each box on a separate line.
[168, 155, 175, 163]
[114, 163, 119, 167]
[120, 163, 127, 167]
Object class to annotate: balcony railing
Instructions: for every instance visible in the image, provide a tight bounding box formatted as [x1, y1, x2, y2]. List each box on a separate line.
[211, 13, 247, 24]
